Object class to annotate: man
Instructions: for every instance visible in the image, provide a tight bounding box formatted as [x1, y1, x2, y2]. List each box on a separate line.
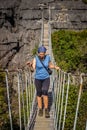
[27, 46, 60, 118]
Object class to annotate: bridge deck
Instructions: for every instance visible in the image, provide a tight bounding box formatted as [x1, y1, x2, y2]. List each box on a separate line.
[33, 90, 54, 130]
[33, 22, 54, 130]
[34, 114, 54, 130]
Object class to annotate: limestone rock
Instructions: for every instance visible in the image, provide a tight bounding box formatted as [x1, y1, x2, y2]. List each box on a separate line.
[0, 0, 87, 69]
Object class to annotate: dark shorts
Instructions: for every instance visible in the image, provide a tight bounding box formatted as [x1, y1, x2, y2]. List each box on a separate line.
[35, 78, 50, 92]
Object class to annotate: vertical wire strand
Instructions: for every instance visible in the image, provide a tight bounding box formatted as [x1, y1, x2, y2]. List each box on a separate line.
[62, 73, 70, 130]
[5, 70, 13, 130]
[54, 73, 59, 130]
[25, 72, 29, 123]
[17, 71, 22, 130]
[55, 69, 61, 129]
[73, 74, 83, 130]
[27, 74, 37, 129]
[26, 71, 31, 128]
[20, 71, 26, 130]
[30, 73, 34, 118]
[30, 79, 32, 108]
[27, 72, 31, 117]
[58, 72, 66, 130]
[57, 70, 63, 128]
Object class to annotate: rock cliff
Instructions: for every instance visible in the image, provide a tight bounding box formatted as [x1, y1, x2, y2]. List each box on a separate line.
[0, 0, 87, 69]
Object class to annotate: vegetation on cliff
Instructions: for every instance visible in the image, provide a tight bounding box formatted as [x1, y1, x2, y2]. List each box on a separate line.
[52, 30, 87, 73]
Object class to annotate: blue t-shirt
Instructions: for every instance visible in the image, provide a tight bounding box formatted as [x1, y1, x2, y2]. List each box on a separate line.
[35, 55, 51, 79]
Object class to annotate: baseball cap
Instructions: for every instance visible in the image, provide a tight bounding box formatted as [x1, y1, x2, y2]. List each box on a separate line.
[38, 46, 47, 53]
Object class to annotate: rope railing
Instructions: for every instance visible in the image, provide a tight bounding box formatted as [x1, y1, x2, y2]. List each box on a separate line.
[62, 73, 70, 130]
[73, 73, 83, 130]
[0, 68, 36, 130]
[17, 70, 22, 130]
[53, 69, 87, 130]
[5, 69, 13, 130]
[58, 72, 66, 130]
[1, 66, 87, 130]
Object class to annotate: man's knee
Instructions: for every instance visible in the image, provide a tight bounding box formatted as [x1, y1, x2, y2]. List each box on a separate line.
[37, 91, 42, 97]
[42, 90, 48, 96]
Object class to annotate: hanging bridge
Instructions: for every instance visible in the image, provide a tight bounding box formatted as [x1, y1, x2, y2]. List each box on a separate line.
[0, 13, 87, 130]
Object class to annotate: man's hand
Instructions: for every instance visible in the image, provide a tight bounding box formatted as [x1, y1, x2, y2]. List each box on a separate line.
[26, 61, 33, 67]
[55, 66, 60, 71]
[26, 61, 34, 72]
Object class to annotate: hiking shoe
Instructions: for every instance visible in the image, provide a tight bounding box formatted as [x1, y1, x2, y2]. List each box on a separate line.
[38, 109, 43, 117]
[45, 109, 50, 118]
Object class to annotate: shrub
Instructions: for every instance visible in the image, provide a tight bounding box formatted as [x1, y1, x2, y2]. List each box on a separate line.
[52, 30, 87, 73]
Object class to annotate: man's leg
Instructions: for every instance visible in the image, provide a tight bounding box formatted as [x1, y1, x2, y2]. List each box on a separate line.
[35, 79, 43, 116]
[43, 95, 48, 109]
[42, 78, 50, 109]
[42, 78, 50, 118]
[37, 96, 42, 109]
[42, 92, 50, 118]
[37, 96, 43, 116]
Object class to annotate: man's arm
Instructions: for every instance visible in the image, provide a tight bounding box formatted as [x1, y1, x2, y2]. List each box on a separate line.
[49, 62, 60, 70]
[32, 58, 36, 71]
[26, 58, 36, 72]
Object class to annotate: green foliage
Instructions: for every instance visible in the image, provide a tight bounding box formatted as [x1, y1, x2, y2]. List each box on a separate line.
[0, 66, 36, 129]
[0, 69, 20, 130]
[21, 84, 35, 128]
[58, 84, 87, 130]
[32, 45, 38, 56]
[0, 70, 10, 129]
[52, 30, 87, 73]
[62, 84, 79, 130]
[76, 89, 87, 130]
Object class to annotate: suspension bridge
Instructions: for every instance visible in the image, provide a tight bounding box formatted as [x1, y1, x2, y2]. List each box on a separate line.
[0, 12, 87, 130]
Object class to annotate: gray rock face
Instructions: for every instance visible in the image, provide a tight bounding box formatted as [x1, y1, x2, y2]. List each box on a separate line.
[0, 0, 87, 69]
